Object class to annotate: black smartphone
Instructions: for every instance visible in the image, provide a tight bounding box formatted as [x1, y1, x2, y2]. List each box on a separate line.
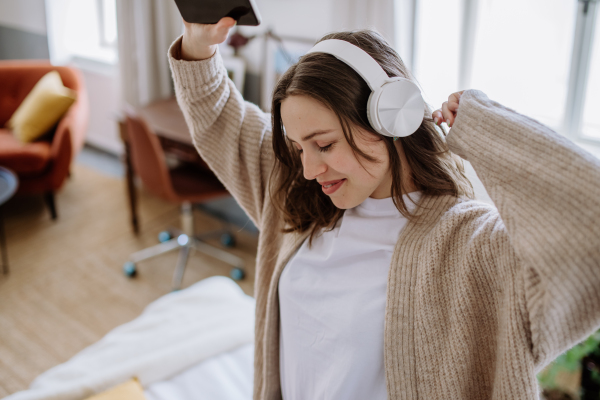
[173, 0, 262, 26]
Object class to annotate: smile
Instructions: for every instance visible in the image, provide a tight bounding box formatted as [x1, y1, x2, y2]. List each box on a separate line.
[320, 179, 346, 195]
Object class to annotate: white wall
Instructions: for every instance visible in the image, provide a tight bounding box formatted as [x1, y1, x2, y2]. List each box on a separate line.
[253, 0, 333, 39]
[0, 0, 47, 34]
[227, 0, 334, 74]
[75, 58, 122, 155]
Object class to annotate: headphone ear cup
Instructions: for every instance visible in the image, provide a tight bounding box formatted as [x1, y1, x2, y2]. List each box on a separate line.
[367, 91, 384, 135]
[371, 79, 425, 137]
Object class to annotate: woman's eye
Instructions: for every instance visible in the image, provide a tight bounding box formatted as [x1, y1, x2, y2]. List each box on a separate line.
[294, 142, 334, 154]
[318, 143, 333, 153]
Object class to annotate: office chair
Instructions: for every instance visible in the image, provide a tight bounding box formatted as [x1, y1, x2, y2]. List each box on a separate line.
[122, 111, 245, 290]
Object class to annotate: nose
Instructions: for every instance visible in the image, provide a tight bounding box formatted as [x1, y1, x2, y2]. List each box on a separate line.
[302, 151, 327, 181]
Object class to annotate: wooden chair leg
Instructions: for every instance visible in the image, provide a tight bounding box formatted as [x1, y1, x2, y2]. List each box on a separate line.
[120, 119, 139, 234]
[44, 191, 57, 220]
[126, 160, 139, 234]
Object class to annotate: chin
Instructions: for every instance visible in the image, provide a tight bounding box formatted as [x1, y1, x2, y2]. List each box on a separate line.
[330, 195, 363, 210]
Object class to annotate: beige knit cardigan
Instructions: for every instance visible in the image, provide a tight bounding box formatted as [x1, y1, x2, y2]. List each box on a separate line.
[167, 36, 600, 399]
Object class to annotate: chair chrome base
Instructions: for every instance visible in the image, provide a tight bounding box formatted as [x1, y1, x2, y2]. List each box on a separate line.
[129, 232, 245, 290]
[125, 203, 245, 290]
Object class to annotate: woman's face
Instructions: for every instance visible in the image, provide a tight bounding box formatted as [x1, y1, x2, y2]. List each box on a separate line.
[281, 94, 393, 209]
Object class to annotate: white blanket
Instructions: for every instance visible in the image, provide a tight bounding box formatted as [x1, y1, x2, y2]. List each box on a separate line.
[144, 343, 254, 400]
[6, 276, 255, 400]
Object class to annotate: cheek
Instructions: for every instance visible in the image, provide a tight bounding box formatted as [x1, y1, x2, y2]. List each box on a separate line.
[329, 155, 347, 172]
[365, 142, 390, 175]
[321, 145, 348, 171]
[327, 139, 390, 183]
[346, 146, 390, 181]
[329, 150, 361, 177]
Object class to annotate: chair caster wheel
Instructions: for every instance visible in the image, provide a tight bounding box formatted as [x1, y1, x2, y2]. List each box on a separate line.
[158, 231, 172, 243]
[123, 262, 137, 277]
[230, 267, 245, 281]
[221, 233, 236, 248]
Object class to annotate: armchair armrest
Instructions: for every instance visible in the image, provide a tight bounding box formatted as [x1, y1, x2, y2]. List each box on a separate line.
[49, 114, 73, 190]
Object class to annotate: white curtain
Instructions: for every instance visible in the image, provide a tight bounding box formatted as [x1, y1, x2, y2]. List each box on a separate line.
[394, 0, 417, 71]
[332, 0, 395, 45]
[116, 0, 183, 108]
[331, 0, 417, 71]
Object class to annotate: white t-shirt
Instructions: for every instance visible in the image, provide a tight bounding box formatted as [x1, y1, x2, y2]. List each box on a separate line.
[278, 192, 421, 400]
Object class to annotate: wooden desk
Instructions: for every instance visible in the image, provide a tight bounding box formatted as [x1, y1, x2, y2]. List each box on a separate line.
[120, 97, 210, 233]
[137, 97, 192, 145]
[138, 97, 209, 167]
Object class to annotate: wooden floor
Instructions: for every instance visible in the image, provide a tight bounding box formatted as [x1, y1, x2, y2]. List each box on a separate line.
[0, 164, 258, 397]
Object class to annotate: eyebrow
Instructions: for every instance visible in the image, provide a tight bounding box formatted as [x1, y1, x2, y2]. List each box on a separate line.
[286, 129, 334, 143]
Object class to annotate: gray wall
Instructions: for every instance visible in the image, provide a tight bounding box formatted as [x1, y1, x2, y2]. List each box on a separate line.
[0, 25, 49, 60]
[0, 0, 49, 60]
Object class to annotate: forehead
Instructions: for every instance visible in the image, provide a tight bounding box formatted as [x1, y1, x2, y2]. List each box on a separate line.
[280, 95, 339, 139]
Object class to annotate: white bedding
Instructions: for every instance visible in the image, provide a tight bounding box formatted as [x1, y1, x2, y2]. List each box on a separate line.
[144, 343, 253, 400]
[6, 276, 255, 400]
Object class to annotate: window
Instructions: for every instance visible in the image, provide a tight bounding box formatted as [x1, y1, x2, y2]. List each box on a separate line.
[582, 6, 600, 140]
[411, 0, 462, 109]
[97, 0, 118, 48]
[407, 0, 600, 141]
[45, 0, 118, 66]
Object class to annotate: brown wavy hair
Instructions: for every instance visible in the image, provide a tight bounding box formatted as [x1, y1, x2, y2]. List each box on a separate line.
[269, 29, 474, 244]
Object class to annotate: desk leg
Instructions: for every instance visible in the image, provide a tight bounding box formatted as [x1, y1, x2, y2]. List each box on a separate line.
[0, 205, 8, 275]
[119, 120, 139, 235]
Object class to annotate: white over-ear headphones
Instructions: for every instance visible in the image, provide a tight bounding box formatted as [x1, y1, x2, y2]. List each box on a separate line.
[306, 39, 425, 138]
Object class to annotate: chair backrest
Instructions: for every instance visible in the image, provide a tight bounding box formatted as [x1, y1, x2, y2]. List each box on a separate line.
[125, 111, 176, 202]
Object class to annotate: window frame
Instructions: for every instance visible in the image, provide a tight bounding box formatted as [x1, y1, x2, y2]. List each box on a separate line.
[96, 0, 118, 49]
[564, 0, 599, 144]
[44, 0, 118, 67]
[410, 0, 600, 144]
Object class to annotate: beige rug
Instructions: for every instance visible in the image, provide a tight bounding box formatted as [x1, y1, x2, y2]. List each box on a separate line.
[0, 164, 257, 396]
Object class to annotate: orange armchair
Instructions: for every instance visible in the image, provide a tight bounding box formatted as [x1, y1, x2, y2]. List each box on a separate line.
[0, 60, 89, 219]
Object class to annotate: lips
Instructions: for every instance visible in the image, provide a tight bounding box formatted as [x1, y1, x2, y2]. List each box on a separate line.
[319, 179, 344, 187]
[319, 178, 346, 195]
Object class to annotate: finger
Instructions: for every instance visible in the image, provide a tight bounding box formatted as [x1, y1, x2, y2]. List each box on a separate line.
[442, 102, 455, 127]
[447, 93, 460, 113]
[448, 90, 466, 112]
[214, 17, 236, 41]
[217, 16, 237, 29]
[432, 109, 443, 125]
[447, 90, 466, 126]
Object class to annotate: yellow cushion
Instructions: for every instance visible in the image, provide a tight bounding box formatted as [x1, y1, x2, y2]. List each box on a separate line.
[7, 70, 76, 142]
[84, 378, 147, 400]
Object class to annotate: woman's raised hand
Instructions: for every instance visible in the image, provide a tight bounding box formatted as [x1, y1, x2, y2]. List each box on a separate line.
[432, 90, 465, 128]
[180, 17, 237, 61]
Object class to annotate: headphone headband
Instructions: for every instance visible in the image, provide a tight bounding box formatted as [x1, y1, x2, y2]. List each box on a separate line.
[305, 38, 425, 138]
[307, 39, 389, 91]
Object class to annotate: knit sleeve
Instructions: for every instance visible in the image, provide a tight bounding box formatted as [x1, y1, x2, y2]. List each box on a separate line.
[167, 35, 274, 229]
[446, 90, 600, 367]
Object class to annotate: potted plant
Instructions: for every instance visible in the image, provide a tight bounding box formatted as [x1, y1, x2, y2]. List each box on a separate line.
[539, 329, 600, 399]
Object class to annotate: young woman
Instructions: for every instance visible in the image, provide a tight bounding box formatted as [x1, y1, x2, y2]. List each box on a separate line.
[168, 17, 600, 400]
